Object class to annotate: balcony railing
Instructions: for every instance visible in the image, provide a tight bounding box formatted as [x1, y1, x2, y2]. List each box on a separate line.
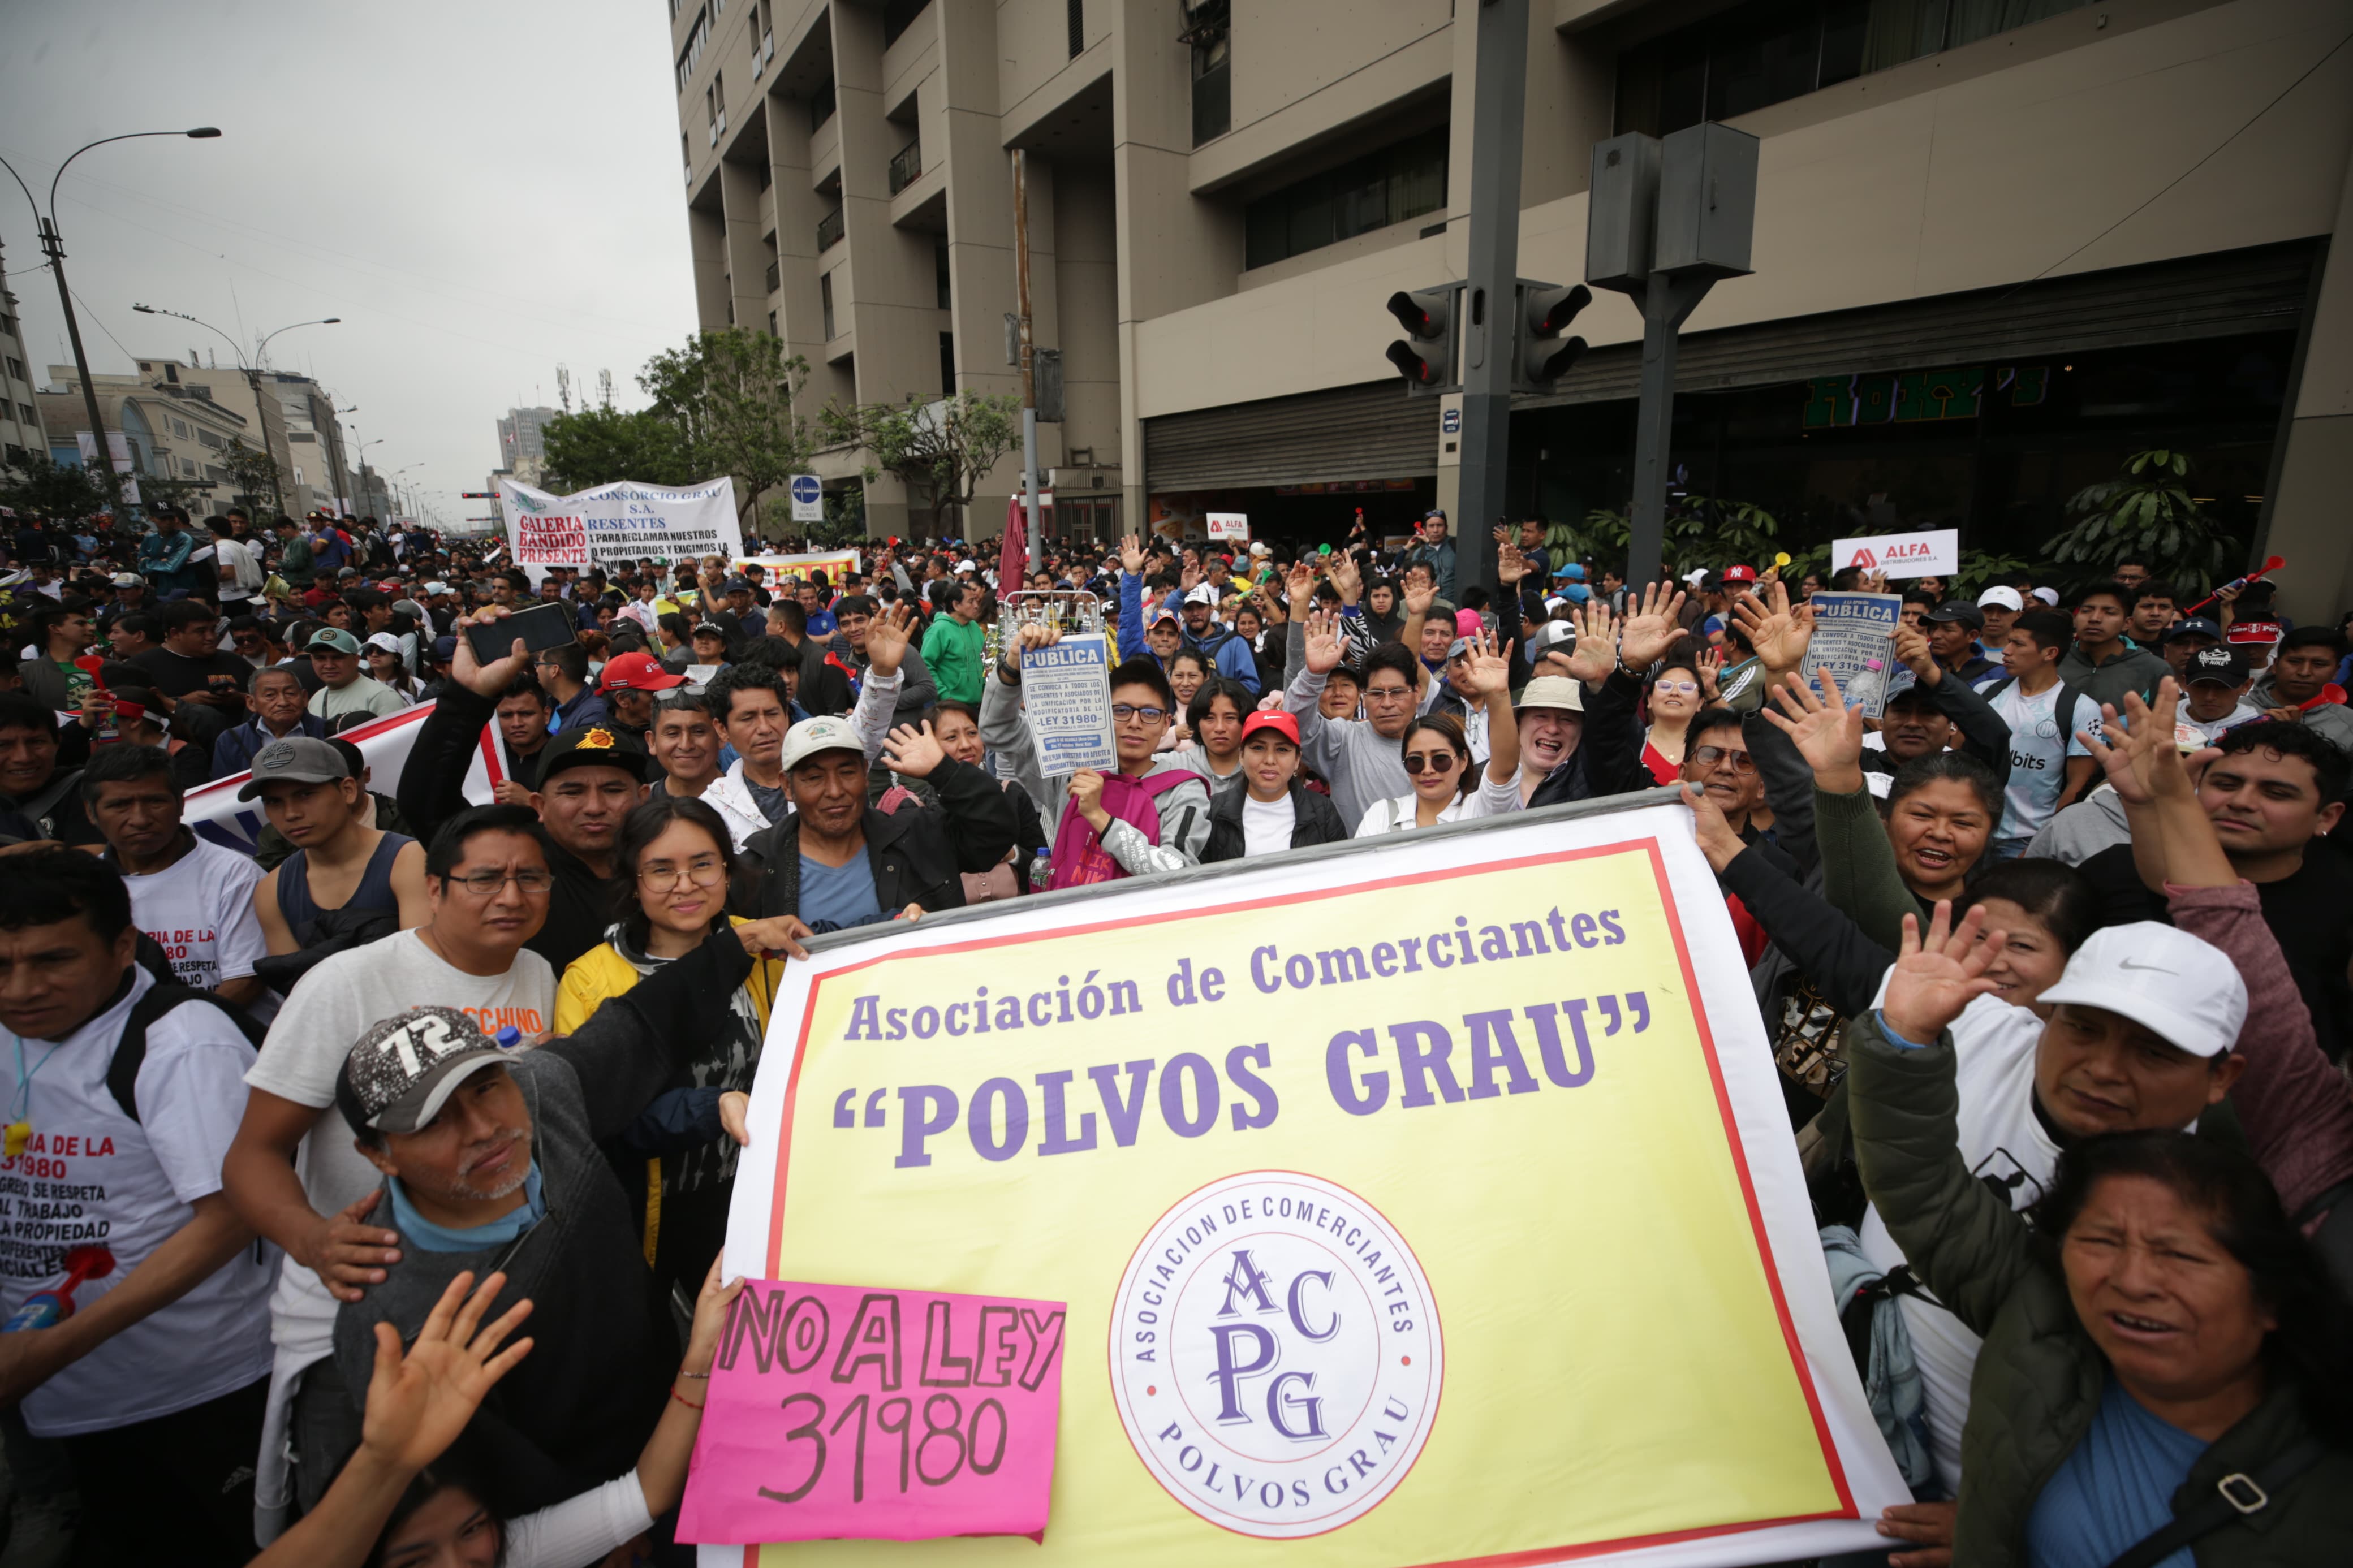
[764, 258, 781, 292]
[816, 206, 844, 252]
[888, 139, 922, 195]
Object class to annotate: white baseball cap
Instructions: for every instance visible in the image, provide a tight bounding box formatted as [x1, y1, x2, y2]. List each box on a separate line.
[1183, 583, 1221, 607]
[2030, 586, 2060, 606]
[1682, 567, 1709, 586]
[2035, 923, 2247, 1057]
[777, 715, 866, 773]
[1975, 586, 2024, 612]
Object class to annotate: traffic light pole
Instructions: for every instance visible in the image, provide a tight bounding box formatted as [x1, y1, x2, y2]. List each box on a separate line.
[1453, 0, 1528, 607]
[1624, 272, 1712, 591]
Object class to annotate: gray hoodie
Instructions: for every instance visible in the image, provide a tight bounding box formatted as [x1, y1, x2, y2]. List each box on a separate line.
[2024, 783, 2131, 866]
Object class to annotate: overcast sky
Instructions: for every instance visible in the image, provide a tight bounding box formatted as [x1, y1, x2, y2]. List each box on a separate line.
[1, 0, 698, 529]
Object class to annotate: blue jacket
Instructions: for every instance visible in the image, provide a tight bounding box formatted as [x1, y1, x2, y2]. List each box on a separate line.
[1187, 623, 1261, 695]
[1116, 572, 1146, 662]
[211, 713, 330, 780]
[551, 688, 613, 733]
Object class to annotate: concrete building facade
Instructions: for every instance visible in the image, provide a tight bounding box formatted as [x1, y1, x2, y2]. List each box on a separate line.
[0, 247, 46, 472]
[672, 0, 2353, 620]
[99, 354, 356, 519]
[38, 364, 261, 515]
[498, 406, 561, 488]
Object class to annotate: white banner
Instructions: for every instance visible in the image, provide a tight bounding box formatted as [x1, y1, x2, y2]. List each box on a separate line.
[1830, 528, 1958, 578]
[498, 475, 743, 573]
[186, 701, 498, 854]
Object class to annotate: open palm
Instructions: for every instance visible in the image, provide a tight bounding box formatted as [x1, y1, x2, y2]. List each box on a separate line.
[1562, 601, 1618, 685]
[1761, 668, 1865, 787]
[1617, 581, 1688, 670]
[1881, 903, 2005, 1044]
[865, 603, 916, 675]
[361, 1271, 534, 1474]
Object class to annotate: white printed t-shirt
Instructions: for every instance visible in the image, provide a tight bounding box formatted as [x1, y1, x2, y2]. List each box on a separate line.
[1, 966, 275, 1436]
[121, 836, 266, 992]
[244, 929, 554, 1362]
[1986, 680, 2093, 843]
[1856, 991, 2054, 1493]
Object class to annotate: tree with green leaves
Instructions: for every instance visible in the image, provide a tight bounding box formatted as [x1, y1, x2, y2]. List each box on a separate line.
[817, 390, 1022, 537]
[540, 404, 695, 491]
[221, 438, 285, 520]
[637, 328, 814, 532]
[0, 451, 110, 520]
[2045, 448, 2234, 589]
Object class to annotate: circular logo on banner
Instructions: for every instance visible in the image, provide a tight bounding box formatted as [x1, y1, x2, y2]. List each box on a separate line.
[1108, 1171, 1441, 1539]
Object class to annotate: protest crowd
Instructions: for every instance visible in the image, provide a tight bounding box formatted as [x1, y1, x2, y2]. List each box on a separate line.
[2, 494, 2352, 1567]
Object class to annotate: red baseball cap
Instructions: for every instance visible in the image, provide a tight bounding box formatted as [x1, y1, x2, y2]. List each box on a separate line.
[1240, 710, 1300, 748]
[2225, 620, 2283, 646]
[1721, 564, 1759, 584]
[598, 650, 687, 693]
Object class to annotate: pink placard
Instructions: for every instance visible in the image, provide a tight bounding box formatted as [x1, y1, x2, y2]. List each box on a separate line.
[677, 1280, 1066, 1545]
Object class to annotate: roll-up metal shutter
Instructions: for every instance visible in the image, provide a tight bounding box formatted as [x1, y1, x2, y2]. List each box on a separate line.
[1144, 379, 1434, 491]
[1522, 240, 2320, 409]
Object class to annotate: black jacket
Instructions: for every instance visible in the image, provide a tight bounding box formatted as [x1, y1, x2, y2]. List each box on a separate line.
[734, 757, 1018, 921]
[396, 683, 498, 845]
[1863, 667, 2012, 788]
[328, 932, 750, 1514]
[1202, 781, 1350, 862]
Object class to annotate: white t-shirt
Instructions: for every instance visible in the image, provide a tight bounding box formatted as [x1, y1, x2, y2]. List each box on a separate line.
[244, 930, 555, 1360]
[1240, 793, 1294, 858]
[1856, 991, 2054, 1493]
[2180, 701, 2264, 742]
[1356, 767, 1524, 837]
[2, 967, 275, 1436]
[1985, 680, 2093, 842]
[122, 837, 266, 992]
[215, 536, 264, 601]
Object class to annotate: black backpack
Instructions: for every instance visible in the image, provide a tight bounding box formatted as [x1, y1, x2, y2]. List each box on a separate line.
[105, 983, 268, 1125]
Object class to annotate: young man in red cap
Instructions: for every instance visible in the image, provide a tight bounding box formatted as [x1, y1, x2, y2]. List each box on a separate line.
[595, 649, 685, 745]
[1201, 710, 1347, 861]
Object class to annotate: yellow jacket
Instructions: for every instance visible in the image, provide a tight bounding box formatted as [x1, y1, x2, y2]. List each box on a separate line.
[554, 916, 783, 1035]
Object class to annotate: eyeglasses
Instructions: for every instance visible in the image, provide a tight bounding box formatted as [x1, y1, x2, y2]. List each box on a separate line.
[442, 868, 555, 896]
[1689, 745, 1757, 774]
[1652, 679, 1698, 695]
[1111, 704, 1169, 723]
[1404, 751, 1459, 774]
[1363, 685, 1416, 703]
[638, 854, 726, 891]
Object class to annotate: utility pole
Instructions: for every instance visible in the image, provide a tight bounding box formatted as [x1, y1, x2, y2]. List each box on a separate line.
[1453, 0, 1530, 606]
[1011, 149, 1043, 573]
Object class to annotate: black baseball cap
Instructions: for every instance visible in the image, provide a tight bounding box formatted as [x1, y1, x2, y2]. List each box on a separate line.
[1925, 602, 1984, 630]
[2185, 646, 2249, 687]
[535, 724, 652, 784]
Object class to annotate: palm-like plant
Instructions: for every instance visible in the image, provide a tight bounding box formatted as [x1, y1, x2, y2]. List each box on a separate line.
[2045, 450, 2233, 588]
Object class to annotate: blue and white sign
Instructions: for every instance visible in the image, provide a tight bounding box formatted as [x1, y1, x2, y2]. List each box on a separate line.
[789, 473, 824, 523]
[1441, 407, 1462, 435]
[1806, 591, 1903, 719]
[1020, 633, 1117, 774]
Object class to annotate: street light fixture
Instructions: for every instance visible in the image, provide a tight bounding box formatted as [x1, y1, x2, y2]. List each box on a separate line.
[132, 304, 340, 519]
[0, 128, 222, 513]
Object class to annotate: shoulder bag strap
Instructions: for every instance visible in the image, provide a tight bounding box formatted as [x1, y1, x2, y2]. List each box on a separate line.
[2102, 1438, 2328, 1568]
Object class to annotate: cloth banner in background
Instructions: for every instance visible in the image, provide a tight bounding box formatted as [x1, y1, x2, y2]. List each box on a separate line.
[184, 701, 496, 852]
[708, 802, 1908, 1567]
[498, 476, 743, 573]
[733, 550, 859, 586]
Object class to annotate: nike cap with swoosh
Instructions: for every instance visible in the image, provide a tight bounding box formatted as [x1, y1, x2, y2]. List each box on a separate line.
[2035, 923, 2246, 1057]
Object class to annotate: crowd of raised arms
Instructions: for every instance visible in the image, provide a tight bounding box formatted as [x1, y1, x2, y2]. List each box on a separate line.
[2, 498, 2351, 1566]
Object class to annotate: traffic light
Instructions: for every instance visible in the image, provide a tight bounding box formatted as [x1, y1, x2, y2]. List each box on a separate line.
[1383, 286, 1459, 396]
[1515, 282, 1592, 392]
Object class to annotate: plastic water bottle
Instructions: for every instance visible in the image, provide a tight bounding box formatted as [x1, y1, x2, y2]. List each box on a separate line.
[1032, 845, 1053, 893]
[3, 1247, 114, 1332]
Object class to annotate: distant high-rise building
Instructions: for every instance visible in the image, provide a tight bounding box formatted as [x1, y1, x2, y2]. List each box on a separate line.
[0, 243, 50, 472]
[497, 407, 559, 486]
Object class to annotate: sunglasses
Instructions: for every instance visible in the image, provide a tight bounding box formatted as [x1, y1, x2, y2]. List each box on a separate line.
[1111, 704, 1169, 723]
[1690, 745, 1757, 774]
[1404, 751, 1459, 774]
[1652, 679, 1698, 695]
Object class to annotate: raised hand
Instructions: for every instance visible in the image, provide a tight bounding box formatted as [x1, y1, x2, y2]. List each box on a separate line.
[1464, 627, 1512, 699]
[1011, 620, 1062, 667]
[451, 609, 533, 699]
[1497, 543, 1527, 587]
[1119, 533, 1146, 574]
[881, 720, 947, 779]
[1860, 569, 1889, 594]
[1732, 578, 1813, 675]
[1696, 646, 1725, 703]
[1617, 580, 1689, 671]
[360, 1271, 535, 1474]
[1179, 561, 1203, 592]
[1881, 902, 2006, 1045]
[1400, 572, 1437, 619]
[1761, 667, 1866, 792]
[1330, 552, 1363, 606]
[1563, 601, 1618, 685]
[1302, 608, 1345, 676]
[1891, 624, 1938, 683]
[863, 602, 916, 677]
[1285, 559, 1317, 616]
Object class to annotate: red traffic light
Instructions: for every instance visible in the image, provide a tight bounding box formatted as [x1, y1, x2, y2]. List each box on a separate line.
[1531, 283, 1592, 336]
[1385, 291, 1438, 338]
[1385, 340, 1440, 386]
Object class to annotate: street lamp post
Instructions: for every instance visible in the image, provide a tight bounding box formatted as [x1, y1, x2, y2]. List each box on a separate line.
[132, 303, 337, 520]
[0, 128, 221, 514]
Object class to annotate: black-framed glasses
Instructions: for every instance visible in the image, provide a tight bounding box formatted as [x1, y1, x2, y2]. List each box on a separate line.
[1690, 745, 1756, 774]
[443, 869, 555, 896]
[1111, 704, 1168, 723]
[1404, 751, 1459, 774]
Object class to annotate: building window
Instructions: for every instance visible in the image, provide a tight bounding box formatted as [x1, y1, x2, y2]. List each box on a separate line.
[809, 76, 836, 131]
[882, 0, 930, 47]
[940, 331, 957, 395]
[817, 205, 845, 251]
[16, 404, 33, 427]
[3, 356, 22, 382]
[821, 273, 837, 340]
[1184, 1, 1230, 144]
[1067, 0, 1083, 57]
[1244, 126, 1447, 270]
[936, 237, 951, 309]
[769, 309, 779, 337]
[675, 5, 710, 93]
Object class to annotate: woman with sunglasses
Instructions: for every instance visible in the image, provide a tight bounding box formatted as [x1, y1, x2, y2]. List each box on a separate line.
[1356, 629, 1522, 835]
[553, 797, 786, 1296]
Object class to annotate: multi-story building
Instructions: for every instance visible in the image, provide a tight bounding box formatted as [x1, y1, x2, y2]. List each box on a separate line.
[110, 354, 356, 519]
[38, 364, 260, 513]
[498, 407, 561, 488]
[673, 0, 2353, 619]
[0, 245, 46, 472]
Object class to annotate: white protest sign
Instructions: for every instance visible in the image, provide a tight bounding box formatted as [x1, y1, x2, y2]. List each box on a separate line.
[497, 474, 743, 573]
[1831, 528, 1957, 577]
[1020, 632, 1116, 775]
[1206, 512, 1249, 542]
[1806, 592, 1903, 719]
